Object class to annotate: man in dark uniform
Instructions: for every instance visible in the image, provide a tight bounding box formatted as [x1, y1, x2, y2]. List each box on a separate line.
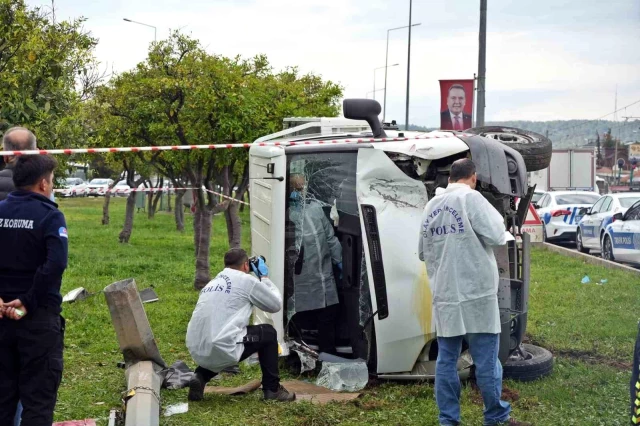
[0, 155, 68, 426]
[0, 127, 38, 201]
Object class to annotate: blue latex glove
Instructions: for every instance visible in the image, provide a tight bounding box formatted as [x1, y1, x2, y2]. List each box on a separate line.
[336, 262, 343, 280]
[251, 257, 269, 277]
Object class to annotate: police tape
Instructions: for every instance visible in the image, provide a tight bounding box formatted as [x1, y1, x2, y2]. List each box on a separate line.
[54, 187, 250, 205]
[0, 133, 473, 156]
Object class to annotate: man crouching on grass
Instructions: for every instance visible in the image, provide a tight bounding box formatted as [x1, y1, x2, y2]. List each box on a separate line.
[186, 248, 295, 402]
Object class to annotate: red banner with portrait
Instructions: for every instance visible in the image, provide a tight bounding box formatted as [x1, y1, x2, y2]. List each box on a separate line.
[439, 79, 474, 131]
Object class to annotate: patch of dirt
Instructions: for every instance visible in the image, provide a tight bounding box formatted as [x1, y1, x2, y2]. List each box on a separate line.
[524, 335, 631, 370]
[469, 381, 520, 406]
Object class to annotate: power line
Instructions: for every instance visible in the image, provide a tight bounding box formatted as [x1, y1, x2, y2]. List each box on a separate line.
[549, 97, 640, 136]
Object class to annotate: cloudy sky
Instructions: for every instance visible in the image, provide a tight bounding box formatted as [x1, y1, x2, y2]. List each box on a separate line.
[27, 0, 640, 127]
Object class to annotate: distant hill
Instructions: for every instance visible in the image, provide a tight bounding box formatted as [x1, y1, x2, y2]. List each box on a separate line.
[405, 120, 640, 148]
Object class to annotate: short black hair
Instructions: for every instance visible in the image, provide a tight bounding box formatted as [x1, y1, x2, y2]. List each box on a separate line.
[450, 158, 476, 182]
[224, 248, 249, 268]
[12, 155, 58, 190]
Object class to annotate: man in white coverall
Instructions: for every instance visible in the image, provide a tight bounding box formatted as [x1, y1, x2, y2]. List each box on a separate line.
[419, 159, 530, 426]
[186, 249, 295, 402]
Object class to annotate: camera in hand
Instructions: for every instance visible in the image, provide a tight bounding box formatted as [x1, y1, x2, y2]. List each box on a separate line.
[249, 255, 266, 270]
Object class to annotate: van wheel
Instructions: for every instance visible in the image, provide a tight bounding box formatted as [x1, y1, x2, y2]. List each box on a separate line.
[503, 344, 553, 382]
[465, 126, 552, 172]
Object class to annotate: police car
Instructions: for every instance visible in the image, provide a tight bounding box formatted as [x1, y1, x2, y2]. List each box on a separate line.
[576, 193, 640, 253]
[535, 191, 600, 242]
[601, 200, 640, 264]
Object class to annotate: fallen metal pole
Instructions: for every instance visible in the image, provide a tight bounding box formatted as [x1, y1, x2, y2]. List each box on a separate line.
[104, 278, 166, 368]
[104, 279, 166, 426]
[124, 361, 163, 426]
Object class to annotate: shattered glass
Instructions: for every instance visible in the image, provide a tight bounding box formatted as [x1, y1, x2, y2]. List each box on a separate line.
[358, 252, 373, 327]
[285, 153, 358, 318]
[291, 348, 317, 374]
[315, 361, 369, 392]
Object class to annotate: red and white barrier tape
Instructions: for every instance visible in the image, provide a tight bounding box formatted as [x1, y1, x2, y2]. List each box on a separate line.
[55, 186, 250, 205]
[0, 133, 471, 156]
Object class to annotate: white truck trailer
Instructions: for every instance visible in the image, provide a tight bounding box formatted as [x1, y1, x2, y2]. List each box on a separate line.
[529, 148, 599, 193]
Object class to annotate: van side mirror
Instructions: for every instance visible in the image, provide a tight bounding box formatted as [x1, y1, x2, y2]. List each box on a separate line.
[579, 208, 590, 216]
[343, 99, 386, 138]
[613, 212, 624, 222]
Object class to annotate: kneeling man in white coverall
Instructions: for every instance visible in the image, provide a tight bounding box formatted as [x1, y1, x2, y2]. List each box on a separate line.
[186, 248, 295, 402]
[419, 159, 530, 426]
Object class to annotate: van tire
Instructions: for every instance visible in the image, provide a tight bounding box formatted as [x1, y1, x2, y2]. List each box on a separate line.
[465, 126, 552, 172]
[503, 344, 553, 382]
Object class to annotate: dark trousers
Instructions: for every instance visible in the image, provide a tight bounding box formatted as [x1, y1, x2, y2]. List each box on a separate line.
[310, 303, 339, 355]
[196, 324, 280, 392]
[0, 308, 65, 426]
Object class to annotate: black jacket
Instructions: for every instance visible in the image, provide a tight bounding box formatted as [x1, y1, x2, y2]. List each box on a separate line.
[0, 191, 68, 313]
[440, 110, 472, 131]
[0, 164, 15, 201]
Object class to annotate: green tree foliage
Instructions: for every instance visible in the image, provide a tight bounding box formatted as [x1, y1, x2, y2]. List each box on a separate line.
[93, 32, 342, 289]
[0, 0, 99, 147]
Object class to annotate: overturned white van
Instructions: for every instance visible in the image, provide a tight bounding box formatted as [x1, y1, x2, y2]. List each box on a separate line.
[249, 99, 553, 381]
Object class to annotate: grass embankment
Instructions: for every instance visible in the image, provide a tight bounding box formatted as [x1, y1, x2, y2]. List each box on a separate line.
[52, 198, 636, 425]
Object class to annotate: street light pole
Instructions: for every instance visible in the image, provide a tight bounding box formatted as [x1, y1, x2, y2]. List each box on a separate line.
[405, 0, 413, 131]
[374, 64, 399, 103]
[383, 23, 421, 122]
[123, 18, 157, 42]
[476, 0, 487, 126]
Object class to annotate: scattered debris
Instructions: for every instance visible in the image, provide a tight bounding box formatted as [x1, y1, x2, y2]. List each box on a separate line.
[581, 275, 591, 284]
[108, 410, 118, 426]
[205, 379, 262, 395]
[164, 403, 189, 417]
[291, 348, 317, 374]
[281, 380, 361, 405]
[161, 360, 194, 390]
[597, 279, 608, 285]
[316, 361, 369, 392]
[62, 287, 89, 303]
[139, 287, 159, 304]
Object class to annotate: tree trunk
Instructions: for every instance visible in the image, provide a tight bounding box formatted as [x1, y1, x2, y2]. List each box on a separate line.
[174, 190, 185, 232]
[193, 204, 213, 290]
[119, 192, 137, 243]
[146, 192, 154, 219]
[225, 201, 242, 249]
[149, 190, 162, 219]
[166, 193, 172, 212]
[101, 180, 120, 225]
[102, 192, 112, 225]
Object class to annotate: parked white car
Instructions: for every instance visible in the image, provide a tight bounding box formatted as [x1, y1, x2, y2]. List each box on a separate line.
[87, 178, 114, 197]
[61, 178, 88, 198]
[113, 180, 132, 197]
[535, 191, 600, 242]
[602, 200, 640, 264]
[576, 193, 640, 253]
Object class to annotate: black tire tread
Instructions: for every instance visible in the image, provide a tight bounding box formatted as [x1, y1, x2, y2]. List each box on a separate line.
[503, 344, 553, 382]
[465, 126, 552, 172]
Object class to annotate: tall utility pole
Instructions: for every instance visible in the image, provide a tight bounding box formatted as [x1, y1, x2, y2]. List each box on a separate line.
[405, 0, 413, 131]
[476, 0, 487, 127]
[614, 86, 619, 174]
[384, 23, 421, 122]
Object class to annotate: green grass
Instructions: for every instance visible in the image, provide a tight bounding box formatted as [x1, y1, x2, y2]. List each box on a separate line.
[50, 198, 636, 425]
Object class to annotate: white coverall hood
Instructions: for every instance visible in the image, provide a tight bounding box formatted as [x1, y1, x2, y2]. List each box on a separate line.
[418, 183, 508, 337]
[186, 268, 282, 372]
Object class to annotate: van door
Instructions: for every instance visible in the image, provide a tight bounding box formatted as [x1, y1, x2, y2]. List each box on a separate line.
[356, 148, 433, 374]
[249, 146, 288, 355]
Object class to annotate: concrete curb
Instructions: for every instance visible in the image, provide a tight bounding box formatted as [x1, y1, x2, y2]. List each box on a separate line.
[540, 242, 640, 276]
